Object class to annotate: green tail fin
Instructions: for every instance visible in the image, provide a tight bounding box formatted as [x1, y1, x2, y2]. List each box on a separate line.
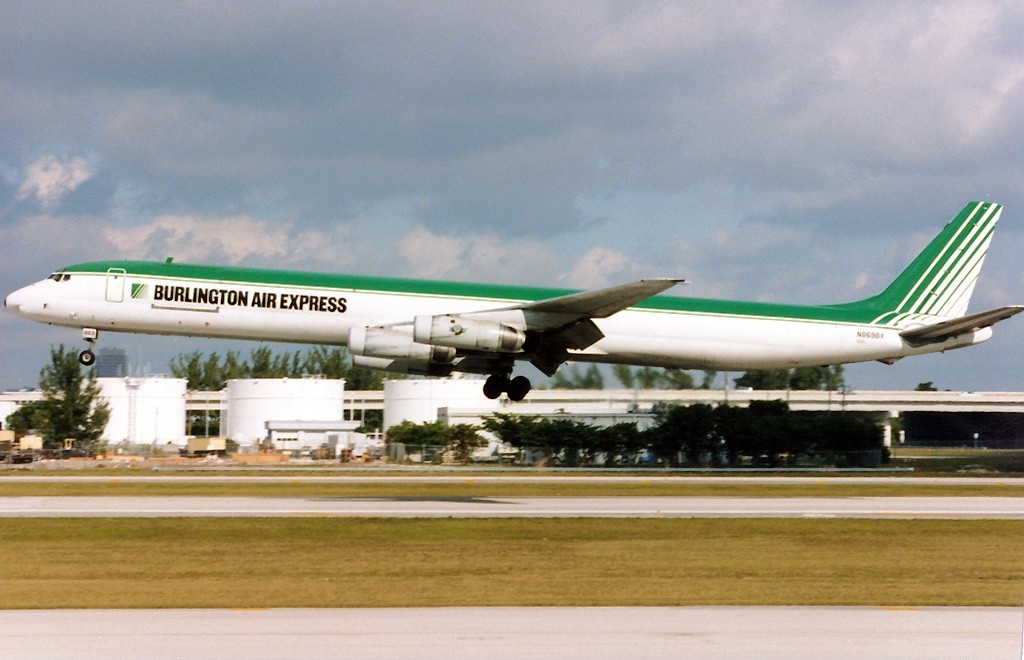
[843, 202, 1002, 327]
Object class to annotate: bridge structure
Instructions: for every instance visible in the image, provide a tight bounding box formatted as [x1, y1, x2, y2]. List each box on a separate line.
[419, 388, 1024, 447]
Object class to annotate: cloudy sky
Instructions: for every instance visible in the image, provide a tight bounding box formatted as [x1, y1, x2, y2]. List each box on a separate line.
[2, 1, 1022, 391]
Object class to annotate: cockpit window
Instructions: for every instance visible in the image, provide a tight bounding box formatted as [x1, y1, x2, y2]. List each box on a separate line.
[48, 272, 71, 282]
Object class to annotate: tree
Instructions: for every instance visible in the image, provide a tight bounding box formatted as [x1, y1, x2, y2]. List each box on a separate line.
[789, 365, 846, 391]
[915, 381, 938, 391]
[482, 413, 549, 464]
[592, 422, 645, 466]
[612, 364, 635, 389]
[823, 365, 846, 392]
[169, 351, 206, 390]
[735, 366, 845, 391]
[38, 345, 110, 453]
[384, 421, 485, 463]
[170, 346, 394, 390]
[303, 346, 347, 379]
[482, 413, 542, 450]
[660, 369, 695, 389]
[611, 365, 695, 390]
[734, 369, 790, 390]
[385, 420, 448, 447]
[744, 400, 791, 467]
[345, 365, 387, 390]
[647, 403, 717, 466]
[788, 367, 825, 390]
[634, 367, 662, 389]
[5, 401, 49, 438]
[550, 364, 604, 389]
[170, 350, 234, 390]
[201, 352, 224, 390]
[221, 351, 246, 381]
[247, 346, 277, 378]
[446, 424, 486, 464]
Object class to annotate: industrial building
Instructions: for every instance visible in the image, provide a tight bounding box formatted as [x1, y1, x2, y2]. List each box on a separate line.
[224, 377, 360, 454]
[3, 375, 1024, 453]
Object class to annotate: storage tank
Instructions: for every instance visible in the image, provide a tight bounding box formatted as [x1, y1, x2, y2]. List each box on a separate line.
[0, 401, 19, 430]
[383, 378, 500, 430]
[99, 377, 187, 446]
[225, 378, 345, 447]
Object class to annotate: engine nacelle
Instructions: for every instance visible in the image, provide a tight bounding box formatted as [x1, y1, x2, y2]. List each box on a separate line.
[349, 326, 456, 363]
[413, 314, 526, 352]
[351, 355, 455, 377]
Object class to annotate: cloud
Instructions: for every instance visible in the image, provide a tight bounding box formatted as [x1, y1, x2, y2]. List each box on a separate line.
[561, 247, 634, 289]
[1, 3, 1022, 391]
[397, 225, 556, 283]
[103, 214, 354, 268]
[0, 214, 109, 273]
[15, 156, 92, 207]
[397, 228, 650, 289]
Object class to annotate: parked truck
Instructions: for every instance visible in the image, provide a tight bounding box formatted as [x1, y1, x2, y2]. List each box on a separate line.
[182, 437, 227, 457]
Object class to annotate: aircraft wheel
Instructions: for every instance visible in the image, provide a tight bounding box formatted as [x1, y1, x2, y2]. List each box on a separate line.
[482, 374, 507, 400]
[506, 375, 531, 402]
[79, 350, 96, 367]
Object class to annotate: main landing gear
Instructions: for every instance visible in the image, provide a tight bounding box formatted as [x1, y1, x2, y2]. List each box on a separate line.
[78, 328, 98, 366]
[483, 373, 532, 402]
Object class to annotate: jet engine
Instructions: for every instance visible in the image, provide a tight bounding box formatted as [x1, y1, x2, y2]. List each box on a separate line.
[413, 315, 525, 352]
[349, 326, 456, 363]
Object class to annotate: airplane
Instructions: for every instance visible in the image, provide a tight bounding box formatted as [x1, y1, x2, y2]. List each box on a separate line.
[4, 201, 1021, 401]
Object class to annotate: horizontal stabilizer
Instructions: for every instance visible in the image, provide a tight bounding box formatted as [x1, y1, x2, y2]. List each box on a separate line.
[899, 306, 1024, 343]
[521, 278, 682, 318]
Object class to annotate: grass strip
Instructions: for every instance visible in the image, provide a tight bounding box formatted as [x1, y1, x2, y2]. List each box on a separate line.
[889, 448, 1024, 474]
[1, 518, 1021, 609]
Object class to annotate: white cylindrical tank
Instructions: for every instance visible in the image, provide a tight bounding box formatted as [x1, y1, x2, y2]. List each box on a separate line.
[383, 378, 500, 431]
[99, 377, 187, 446]
[225, 378, 345, 447]
[0, 401, 19, 430]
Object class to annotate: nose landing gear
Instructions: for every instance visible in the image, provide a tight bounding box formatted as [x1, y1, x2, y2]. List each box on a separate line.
[79, 328, 98, 366]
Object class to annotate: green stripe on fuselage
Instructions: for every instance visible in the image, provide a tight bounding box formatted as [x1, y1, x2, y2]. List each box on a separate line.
[62, 259, 885, 325]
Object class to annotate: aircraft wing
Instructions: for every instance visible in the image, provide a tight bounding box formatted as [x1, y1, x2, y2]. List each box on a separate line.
[520, 278, 683, 319]
[899, 306, 1024, 343]
[479, 278, 683, 375]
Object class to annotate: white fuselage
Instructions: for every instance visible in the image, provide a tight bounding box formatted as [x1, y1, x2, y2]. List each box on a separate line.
[4, 269, 989, 371]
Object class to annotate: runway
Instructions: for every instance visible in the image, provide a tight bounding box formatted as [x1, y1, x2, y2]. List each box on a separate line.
[5, 478, 1020, 659]
[2, 607, 1021, 659]
[1, 495, 1022, 518]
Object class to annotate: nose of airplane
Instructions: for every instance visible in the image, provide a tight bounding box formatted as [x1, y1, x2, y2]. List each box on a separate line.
[5, 286, 29, 314]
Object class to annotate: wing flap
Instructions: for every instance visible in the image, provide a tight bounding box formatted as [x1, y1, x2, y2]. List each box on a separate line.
[899, 305, 1024, 343]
